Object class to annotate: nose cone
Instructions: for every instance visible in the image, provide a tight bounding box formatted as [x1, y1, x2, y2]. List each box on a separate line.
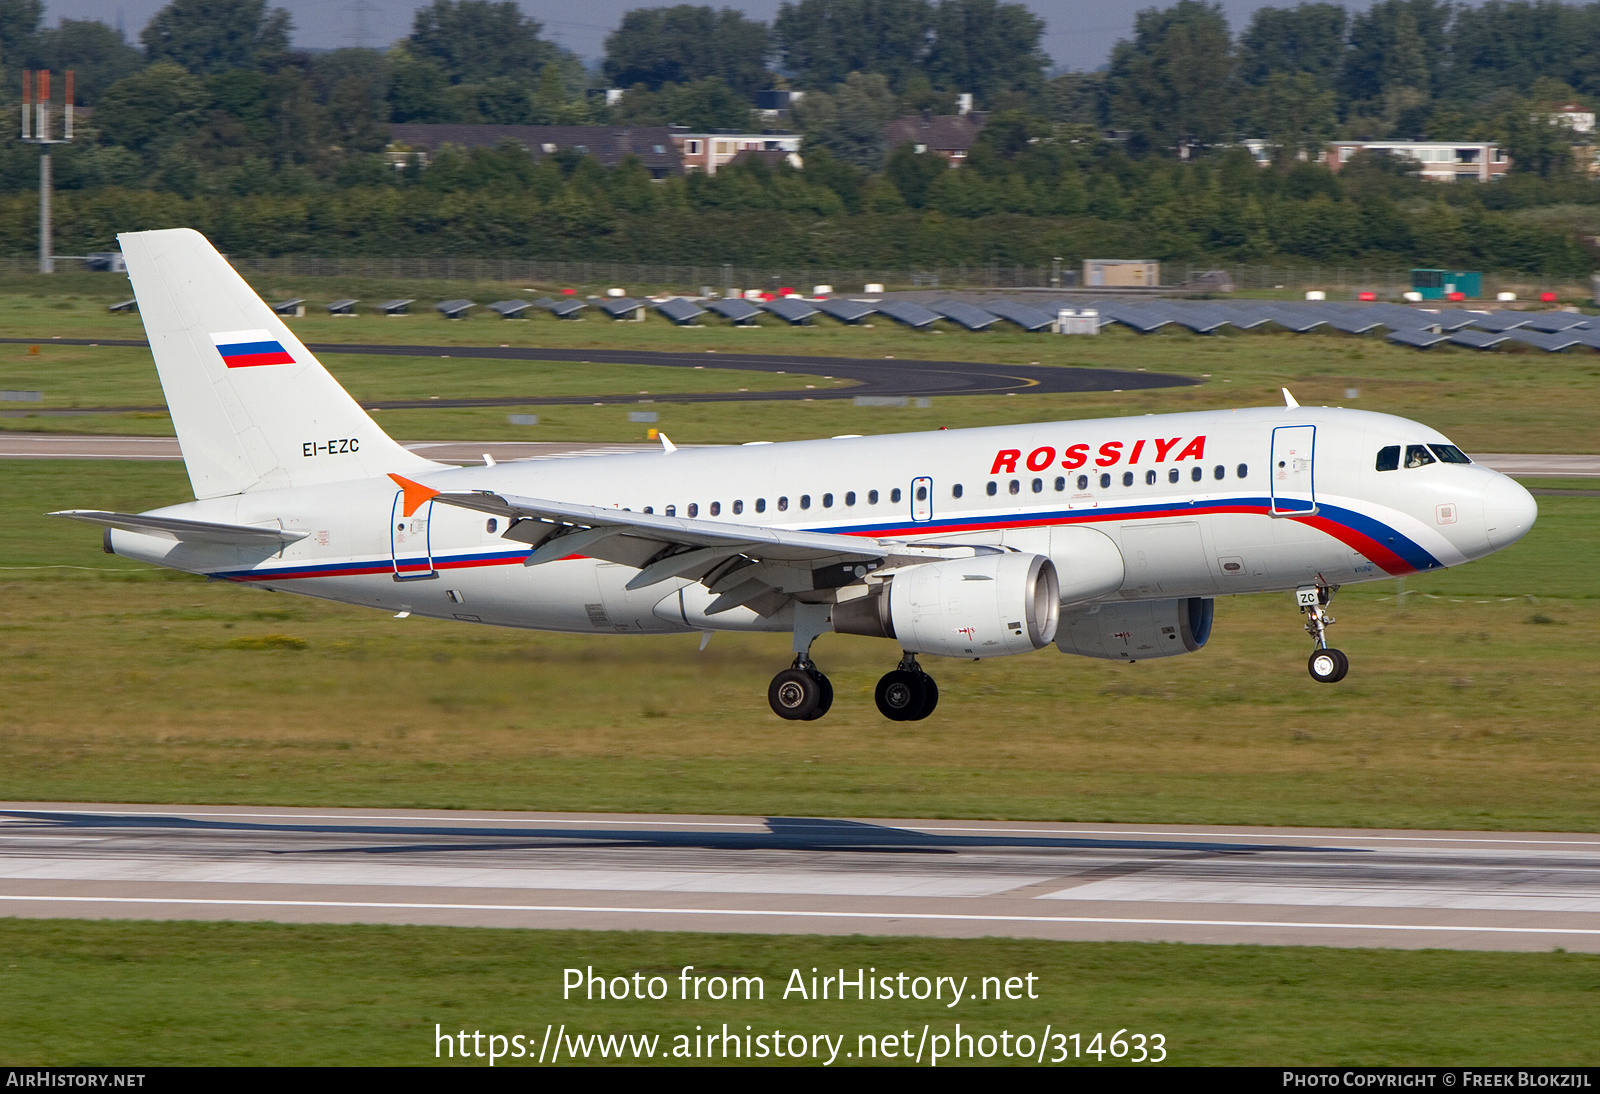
[1482, 474, 1537, 551]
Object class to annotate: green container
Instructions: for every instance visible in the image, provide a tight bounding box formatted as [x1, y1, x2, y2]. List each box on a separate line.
[1411, 269, 1482, 300]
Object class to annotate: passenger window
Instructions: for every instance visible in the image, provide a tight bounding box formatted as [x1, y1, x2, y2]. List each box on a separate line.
[1375, 446, 1400, 471]
[1429, 444, 1472, 464]
[777, 497, 788, 512]
[1008, 479, 1020, 495]
[486, 518, 498, 533]
[1145, 470, 1157, 485]
[1168, 468, 1179, 484]
[868, 489, 879, 504]
[891, 488, 902, 503]
[755, 498, 766, 513]
[1077, 475, 1089, 490]
[666, 505, 676, 516]
[916, 484, 928, 501]
[732, 500, 743, 515]
[1032, 478, 1043, 493]
[1122, 471, 1134, 487]
[800, 495, 811, 509]
[822, 493, 833, 508]
[1191, 466, 1202, 482]
[640, 508, 651, 516]
[1054, 476, 1065, 491]
[985, 482, 997, 497]
[1214, 465, 1225, 480]
[1405, 445, 1436, 469]
[687, 503, 698, 517]
[952, 484, 963, 499]
[845, 491, 856, 506]
[1237, 464, 1248, 479]
[1099, 473, 1110, 489]
[709, 501, 720, 516]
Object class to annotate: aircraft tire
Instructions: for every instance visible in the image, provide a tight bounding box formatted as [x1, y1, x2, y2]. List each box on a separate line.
[912, 674, 939, 720]
[769, 668, 822, 720]
[805, 671, 834, 720]
[1308, 648, 1349, 683]
[874, 670, 927, 721]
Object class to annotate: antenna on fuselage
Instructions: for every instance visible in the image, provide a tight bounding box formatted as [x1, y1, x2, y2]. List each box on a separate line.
[1282, 388, 1300, 408]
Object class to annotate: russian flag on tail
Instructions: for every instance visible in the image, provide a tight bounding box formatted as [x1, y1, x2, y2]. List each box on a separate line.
[211, 329, 295, 368]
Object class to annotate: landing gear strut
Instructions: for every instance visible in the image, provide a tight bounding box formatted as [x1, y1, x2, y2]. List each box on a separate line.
[875, 652, 939, 721]
[1297, 583, 1349, 683]
[769, 602, 835, 721]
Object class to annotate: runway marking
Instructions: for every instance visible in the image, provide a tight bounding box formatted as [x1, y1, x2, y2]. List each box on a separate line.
[7, 809, 1600, 847]
[2, 894, 1599, 936]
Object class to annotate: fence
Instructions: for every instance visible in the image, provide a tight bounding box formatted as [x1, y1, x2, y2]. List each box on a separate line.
[6, 254, 1590, 298]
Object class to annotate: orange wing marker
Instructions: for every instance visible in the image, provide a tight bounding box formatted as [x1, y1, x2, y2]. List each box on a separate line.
[388, 473, 440, 517]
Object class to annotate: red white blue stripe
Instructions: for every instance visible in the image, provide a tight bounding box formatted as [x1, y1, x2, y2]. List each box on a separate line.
[211, 329, 294, 368]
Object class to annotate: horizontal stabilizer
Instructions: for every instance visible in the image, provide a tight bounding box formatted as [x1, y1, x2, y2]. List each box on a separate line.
[50, 510, 308, 547]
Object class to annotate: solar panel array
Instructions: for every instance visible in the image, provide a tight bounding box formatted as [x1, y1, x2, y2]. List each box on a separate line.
[761, 297, 820, 324]
[653, 297, 706, 324]
[705, 298, 762, 323]
[533, 296, 587, 318]
[599, 297, 645, 319]
[875, 300, 943, 328]
[502, 292, 1600, 351]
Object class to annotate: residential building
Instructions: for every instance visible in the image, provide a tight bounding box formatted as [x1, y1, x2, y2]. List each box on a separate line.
[386, 124, 682, 178]
[882, 111, 988, 165]
[673, 130, 802, 175]
[1322, 141, 1509, 182]
[1547, 102, 1595, 133]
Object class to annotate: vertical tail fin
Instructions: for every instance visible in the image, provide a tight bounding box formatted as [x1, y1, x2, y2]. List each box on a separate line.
[119, 228, 438, 499]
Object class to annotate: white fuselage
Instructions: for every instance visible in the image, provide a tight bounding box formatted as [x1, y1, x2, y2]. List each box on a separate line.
[108, 405, 1536, 646]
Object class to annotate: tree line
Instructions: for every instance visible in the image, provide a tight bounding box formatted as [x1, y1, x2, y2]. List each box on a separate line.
[0, 0, 1595, 273]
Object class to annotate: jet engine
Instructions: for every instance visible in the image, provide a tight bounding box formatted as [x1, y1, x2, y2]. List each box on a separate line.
[833, 551, 1059, 657]
[1054, 597, 1214, 661]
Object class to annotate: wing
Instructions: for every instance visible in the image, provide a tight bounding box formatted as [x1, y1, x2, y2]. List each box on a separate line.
[50, 510, 308, 547]
[415, 479, 960, 617]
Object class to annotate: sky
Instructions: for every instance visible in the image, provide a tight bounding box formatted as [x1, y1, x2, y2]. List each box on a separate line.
[46, 0, 1368, 75]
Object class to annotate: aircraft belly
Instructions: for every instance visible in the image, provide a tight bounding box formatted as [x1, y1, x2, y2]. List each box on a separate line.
[1117, 520, 1217, 598]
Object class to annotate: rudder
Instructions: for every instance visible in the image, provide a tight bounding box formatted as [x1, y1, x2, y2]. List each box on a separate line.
[120, 228, 438, 499]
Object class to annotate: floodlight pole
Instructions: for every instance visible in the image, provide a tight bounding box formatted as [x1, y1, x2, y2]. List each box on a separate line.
[21, 70, 73, 274]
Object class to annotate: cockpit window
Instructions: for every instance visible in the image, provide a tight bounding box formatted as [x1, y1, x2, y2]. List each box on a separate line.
[1405, 445, 1436, 469]
[1376, 445, 1400, 471]
[1429, 444, 1471, 464]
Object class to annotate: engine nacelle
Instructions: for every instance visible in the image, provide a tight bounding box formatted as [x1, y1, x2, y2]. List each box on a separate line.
[834, 552, 1059, 657]
[1054, 597, 1214, 661]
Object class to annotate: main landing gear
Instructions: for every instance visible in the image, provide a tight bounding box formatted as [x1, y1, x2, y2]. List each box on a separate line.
[874, 653, 939, 722]
[768, 658, 834, 721]
[1297, 583, 1349, 683]
[769, 602, 835, 721]
[767, 603, 942, 721]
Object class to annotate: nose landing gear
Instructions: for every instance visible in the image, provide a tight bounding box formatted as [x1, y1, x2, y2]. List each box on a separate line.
[875, 653, 939, 721]
[1298, 583, 1348, 683]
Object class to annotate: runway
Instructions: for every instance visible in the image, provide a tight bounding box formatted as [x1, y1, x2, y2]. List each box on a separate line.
[0, 432, 1591, 476]
[2, 803, 1598, 951]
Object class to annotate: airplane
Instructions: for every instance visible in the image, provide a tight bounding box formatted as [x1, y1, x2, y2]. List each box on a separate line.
[53, 229, 1538, 722]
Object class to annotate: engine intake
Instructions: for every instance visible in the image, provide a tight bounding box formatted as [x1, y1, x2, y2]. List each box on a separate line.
[834, 552, 1059, 657]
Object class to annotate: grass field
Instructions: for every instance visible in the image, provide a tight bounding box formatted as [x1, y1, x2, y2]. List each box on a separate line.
[1, 920, 1596, 1066]
[2, 460, 1594, 829]
[0, 274, 1596, 451]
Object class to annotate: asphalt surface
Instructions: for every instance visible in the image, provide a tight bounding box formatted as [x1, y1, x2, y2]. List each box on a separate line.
[1, 433, 1593, 478]
[1, 804, 1597, 950]
[0, 338, 1195, 410]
